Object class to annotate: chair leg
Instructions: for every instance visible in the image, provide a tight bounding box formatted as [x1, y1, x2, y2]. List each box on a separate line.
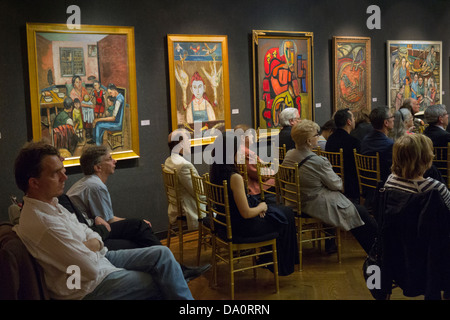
[178, 219, 184, 264]
[229, 247, 235, 300]
[167, 223, 172, 248]
[197, 228, 203, 266]
[336, 228, 342, 263]
[272, 242, 279, 293]
[297, 220, 303, 272]
[211, 237, 218, 287]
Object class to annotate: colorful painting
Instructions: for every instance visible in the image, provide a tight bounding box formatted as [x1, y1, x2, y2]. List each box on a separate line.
[167, 35, 230, 144]
[333, 36, 371, 114]
[252, 30, 314, 129]
[387, 41, 442, 112]
[26, 23, 140, 166]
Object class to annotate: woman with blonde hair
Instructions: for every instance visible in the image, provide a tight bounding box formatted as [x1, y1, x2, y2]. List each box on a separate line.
[385, 134, 450, 209]
[282, 120, 377, 253]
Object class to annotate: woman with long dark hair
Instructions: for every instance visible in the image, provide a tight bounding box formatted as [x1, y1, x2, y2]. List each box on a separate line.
[209, 131, 298, 276]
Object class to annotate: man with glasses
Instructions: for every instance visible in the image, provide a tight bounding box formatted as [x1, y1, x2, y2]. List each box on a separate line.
[361, 106, 395, 183]
[360, 107, 395, 213]
[424, 104, 450, 147]
[67, 145, 162, 250]
[67, 145, 210, 281]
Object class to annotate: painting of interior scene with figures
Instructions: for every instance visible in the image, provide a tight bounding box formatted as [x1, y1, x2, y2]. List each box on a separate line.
[35, 32, 132, 159]
[388, 41, 441, 114]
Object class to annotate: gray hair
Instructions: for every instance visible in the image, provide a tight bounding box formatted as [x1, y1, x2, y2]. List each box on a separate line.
[424, 104, 447, 124]
[279, 108, 299, 126]
[389, 108, 411, 141]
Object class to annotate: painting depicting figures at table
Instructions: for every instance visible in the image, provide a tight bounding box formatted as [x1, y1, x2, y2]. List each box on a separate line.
[387, 41, 442, 112]
[27, 23, 140, 164]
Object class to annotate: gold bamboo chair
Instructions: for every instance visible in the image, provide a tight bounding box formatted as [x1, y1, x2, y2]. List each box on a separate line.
[318, 148, 345, 191]
[256, 159, 279, 203]
[353, 150, 381, 205]
[190, 170, 213, 266]
[433, 143, 450, 188]
[278, 144, 287, 163]
[161, 164, 188, 263]
[203, 174, 279, 300]
[235, 162, 249, 193]
[312, 146, 321, 155]
[277, 163, 341, 271]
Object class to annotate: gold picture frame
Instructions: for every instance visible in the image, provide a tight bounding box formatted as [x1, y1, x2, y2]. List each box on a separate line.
[167, 34, 230, 146]
[332, 36, 371, 115]
[387, 40, 442, 112]
[252, 30, 314, 131]
[26, 22, 140, 167]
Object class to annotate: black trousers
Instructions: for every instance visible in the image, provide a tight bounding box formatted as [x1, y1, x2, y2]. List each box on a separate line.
[350, 204, 378, 254]
[104, 219, 162, 251]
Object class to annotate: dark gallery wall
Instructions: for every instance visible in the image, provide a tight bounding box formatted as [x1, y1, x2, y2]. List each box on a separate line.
[0, 0, 449, 234]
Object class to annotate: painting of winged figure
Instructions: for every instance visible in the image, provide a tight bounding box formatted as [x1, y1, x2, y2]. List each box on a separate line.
[388, 41, 441, 112]
[168, 35, 230, 139]
[333, 37, 371, 114]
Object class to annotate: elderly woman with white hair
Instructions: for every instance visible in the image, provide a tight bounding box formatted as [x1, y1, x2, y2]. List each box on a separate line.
[278, 107, 301, 151]
[389, 108, 414, 141]
[281, 120, 377, 254]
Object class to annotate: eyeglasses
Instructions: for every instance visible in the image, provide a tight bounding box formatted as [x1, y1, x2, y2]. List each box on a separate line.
[385, 115, 395, 120]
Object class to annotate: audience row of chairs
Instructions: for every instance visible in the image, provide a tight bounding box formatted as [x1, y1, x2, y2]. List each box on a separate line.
[160, 141, 450, 299]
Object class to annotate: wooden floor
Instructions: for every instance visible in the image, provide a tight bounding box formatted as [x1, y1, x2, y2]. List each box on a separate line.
[162, 232, 423, 301]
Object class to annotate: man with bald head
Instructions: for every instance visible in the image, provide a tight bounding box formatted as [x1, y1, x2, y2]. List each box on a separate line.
[164, 129, 206, 230]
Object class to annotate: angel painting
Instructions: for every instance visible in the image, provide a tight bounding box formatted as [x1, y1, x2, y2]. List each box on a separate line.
[168, 35, 230, 139]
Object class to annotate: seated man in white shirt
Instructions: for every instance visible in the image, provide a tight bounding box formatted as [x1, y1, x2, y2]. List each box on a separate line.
[13, 141, 193, 300]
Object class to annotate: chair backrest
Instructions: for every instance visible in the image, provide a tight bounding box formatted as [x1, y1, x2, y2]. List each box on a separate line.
[190, 170, 208, 221]
[161, 164, 182, 216]
[353, 149, 381, 194]
[378, 187, 450, 298]
[433, 142, 450, 188]
[278, 144, 286, 162]
[235, 163, 249, 193]
[203, 174, 233, 241]
[312, 146, 321, 155]
[318, 148, 344, 188]
[276, 163, 301, 214]
[257, 159, 279, 202]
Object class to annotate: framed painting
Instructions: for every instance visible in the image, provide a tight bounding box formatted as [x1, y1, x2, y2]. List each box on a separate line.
[167, 34, 230, 146]
[252, 30, 314, 131]
[26, 22, 140, 167]
[332, 36, 371, 115]
[387, 40, 442, 113]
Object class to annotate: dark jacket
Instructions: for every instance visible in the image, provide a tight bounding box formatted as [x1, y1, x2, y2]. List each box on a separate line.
[325, 128, 361, 200]
[424, 124, 450, 147]
[374, 188, 450, 299]
[361, 129, 394, 182]
[278, 126, 295, 151]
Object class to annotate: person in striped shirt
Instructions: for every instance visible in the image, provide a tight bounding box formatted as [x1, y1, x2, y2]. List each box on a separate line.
[384, 133, 450, 210]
